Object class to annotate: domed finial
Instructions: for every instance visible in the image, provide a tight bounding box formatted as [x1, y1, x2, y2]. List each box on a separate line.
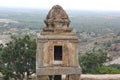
[44, 5, 70, 29]
[46, 5, 69, 19]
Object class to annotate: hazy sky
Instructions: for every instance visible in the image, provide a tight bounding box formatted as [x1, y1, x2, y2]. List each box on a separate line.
[0, 0, 120, 11]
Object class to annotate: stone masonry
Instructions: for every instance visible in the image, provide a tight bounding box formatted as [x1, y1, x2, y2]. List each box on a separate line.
[36, 5, 81, 80]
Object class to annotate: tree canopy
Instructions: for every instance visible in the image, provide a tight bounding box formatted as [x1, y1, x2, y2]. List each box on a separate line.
[79, 50, 109, 74]
[0, 35, 36, 80]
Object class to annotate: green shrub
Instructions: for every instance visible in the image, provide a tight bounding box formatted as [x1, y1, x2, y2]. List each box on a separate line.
[79, 51, 109, 74]
[98, 66, 120, 74]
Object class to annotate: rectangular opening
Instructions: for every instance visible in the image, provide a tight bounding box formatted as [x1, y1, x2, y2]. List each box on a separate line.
[54, 46, 62, 61]
[49, 75, 65, 80]
[54, 75, 62, 80]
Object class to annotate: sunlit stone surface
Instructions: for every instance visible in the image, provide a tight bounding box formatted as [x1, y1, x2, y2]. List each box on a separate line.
[36, 5, 81, 80]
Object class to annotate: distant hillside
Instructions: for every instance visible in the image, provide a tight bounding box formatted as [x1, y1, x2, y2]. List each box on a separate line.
[0, 8, 120, 36]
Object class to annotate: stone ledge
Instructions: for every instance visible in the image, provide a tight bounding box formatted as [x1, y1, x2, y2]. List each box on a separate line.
[36, 67, 81, 75]
[81, 74, 120, 80]
[38, 35, 78, 40]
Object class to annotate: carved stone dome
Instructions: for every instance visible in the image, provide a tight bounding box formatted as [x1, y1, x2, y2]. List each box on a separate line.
[44, 5, 70, 28]
[46, 5, 69, 19]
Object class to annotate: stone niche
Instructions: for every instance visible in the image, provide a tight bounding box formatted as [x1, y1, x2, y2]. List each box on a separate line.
[36, 5, 81, 80]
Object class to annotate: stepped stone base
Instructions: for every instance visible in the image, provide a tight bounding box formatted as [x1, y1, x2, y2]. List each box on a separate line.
[37, 74, 81, 80]
[36, 67, 81, 75]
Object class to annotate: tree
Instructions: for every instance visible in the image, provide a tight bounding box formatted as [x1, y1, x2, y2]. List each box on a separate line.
[0, 35, 36, 80]
[79, 50, 109, 74]
[0, 44, 3, 71]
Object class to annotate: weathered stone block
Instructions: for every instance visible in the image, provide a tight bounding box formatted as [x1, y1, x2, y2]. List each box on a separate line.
[36, 67, 81, 75]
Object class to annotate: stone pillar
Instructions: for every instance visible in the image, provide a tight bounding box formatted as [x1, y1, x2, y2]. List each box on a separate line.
[69, 75, 80, 80]
[65, 75, 69, 80]
[36, 5, 81, 80]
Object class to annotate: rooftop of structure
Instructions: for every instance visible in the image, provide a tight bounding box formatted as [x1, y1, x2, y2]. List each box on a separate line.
[46, 5, 69, 19]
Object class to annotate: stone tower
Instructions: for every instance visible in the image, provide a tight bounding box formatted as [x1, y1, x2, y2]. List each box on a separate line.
[36, 5, 81, 80]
